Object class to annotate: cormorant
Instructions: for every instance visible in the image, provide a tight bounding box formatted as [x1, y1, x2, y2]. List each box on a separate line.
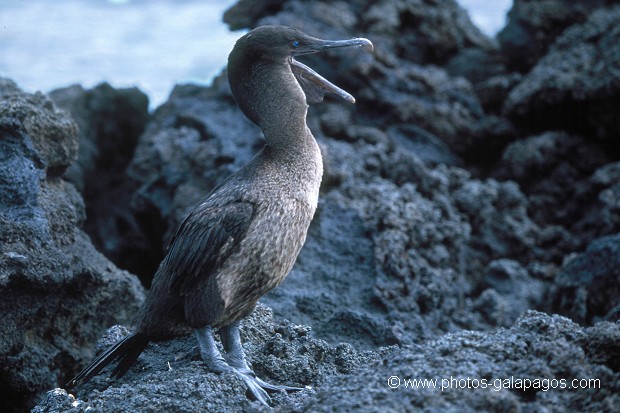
[68, 25, 373, 406]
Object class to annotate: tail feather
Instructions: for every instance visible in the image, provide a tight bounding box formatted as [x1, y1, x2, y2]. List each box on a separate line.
[67, 332, 148, 387]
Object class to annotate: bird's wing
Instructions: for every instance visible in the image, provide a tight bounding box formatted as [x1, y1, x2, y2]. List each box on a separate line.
[164, 201, 255, 296]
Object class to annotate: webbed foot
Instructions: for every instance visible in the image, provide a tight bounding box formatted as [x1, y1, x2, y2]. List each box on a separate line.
[195, 324, 303, 407]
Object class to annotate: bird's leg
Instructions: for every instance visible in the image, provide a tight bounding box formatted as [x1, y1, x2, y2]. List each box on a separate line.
[219, 321, 303, 392]
[219, 321, 248, 370]
[195, 326, 272, 406]
[194, 326, 229, 373]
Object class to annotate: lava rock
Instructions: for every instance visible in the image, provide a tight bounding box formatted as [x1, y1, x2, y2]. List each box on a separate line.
[0, 79, 145, 413]
[504, 5, 620, 146]
[475, 259, 546, 327]
[33, 303, 384, 412]
[290, 311, 620, 413]
[552, 233, 620, 324]
[494, 132, 617, 254]
[226, 0, 496, 66]
[497, 0, 610, 73]
[262, 200, 396, 349]
[49, 83, 153, 283]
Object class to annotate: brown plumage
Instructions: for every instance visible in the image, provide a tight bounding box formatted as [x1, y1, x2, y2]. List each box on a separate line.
[68, 25, 372, 406]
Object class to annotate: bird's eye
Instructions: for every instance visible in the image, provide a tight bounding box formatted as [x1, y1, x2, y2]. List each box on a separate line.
[292, 40, 300, 48]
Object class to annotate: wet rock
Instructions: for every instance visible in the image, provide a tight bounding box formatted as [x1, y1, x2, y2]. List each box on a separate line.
[504, 6, 620, 146]
[551, 234, 620, 324]
[0, 79, 145, 413]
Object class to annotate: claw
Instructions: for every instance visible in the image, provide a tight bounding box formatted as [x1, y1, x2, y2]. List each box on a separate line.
[253, 376, 305, 392]
[195, 325, 303, 407]
[231, 369, 273, 406]
[230, 367, 303, 406]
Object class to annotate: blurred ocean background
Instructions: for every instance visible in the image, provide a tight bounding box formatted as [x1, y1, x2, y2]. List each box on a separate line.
[0, 0, 512, 109]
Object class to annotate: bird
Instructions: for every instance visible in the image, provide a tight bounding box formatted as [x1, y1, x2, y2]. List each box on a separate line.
[67, 25, 373, 406]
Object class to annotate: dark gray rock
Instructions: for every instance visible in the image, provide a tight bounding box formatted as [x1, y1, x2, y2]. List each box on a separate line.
[289, 312, 620, 413]
[19, 0, 620, 412]
[475, 259, 546, 327]
[504, 5, 620, 145]
[452, 178, 542, 266]
[33, 311, 620, 413]
[497, 0, 613, 73]
[224, 0, 511, 164]
[223, 0, 287, 31]
[225, 0, 495, 66]
[494, 132, 617, 254]
[32, 304, 385, 413]
[474, 73, 522, 114]
[0, 79, 145, 413]
[551, 233, 620, 324]
[49, 83, 149, 194]
[571, 162, 620, 247]
[358, 62, 508, 161]
[445, 47, 506, 85]
[49, 83, 153, 283]
[328, 177, 475, 342]
[319, 128, 552, 340]
[262, 199, 396, 349]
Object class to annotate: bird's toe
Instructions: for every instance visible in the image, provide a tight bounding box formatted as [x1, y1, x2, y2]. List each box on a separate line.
[232, 369, 273, 406]
[253, 376, 305, 392]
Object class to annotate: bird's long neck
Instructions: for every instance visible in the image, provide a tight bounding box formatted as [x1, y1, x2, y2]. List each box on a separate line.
[260, 100, 313, 157]
[248, 61, 317, 156]
[228, 49, 323, 207]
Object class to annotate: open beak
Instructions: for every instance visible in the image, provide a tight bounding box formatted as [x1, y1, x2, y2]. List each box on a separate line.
[289, 37, 373, 104]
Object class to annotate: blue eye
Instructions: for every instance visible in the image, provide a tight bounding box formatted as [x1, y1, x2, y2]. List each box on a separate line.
[292, 40, 300, 48]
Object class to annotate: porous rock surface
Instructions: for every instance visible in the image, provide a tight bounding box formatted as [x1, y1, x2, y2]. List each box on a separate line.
[503, 5, 620, 145]
[6, 0, 619, 412]
[0, 79, 145, 413]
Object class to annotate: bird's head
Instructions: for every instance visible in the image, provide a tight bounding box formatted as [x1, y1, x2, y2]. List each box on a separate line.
[227, 25, 373, 126]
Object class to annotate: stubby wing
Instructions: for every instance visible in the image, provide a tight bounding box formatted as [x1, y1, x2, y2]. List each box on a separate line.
[164, 201, 255, 296]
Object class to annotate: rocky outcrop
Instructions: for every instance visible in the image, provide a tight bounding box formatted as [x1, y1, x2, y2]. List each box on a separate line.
[7, 0, 620, 412]
[48, 84, 154, 284]
[551, 233, 620, 324]
[497, 0, 612, 73]
[0, 79, 145, 413]
[503, 6, 620, 146]
[290, 312, 620, 413]
[33, 312, 620, 412]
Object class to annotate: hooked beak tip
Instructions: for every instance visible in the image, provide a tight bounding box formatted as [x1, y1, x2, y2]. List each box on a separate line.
[357, 38, 373, 53]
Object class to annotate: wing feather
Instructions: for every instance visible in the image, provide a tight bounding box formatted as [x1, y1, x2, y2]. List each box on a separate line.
[164, 201, 255, 296]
